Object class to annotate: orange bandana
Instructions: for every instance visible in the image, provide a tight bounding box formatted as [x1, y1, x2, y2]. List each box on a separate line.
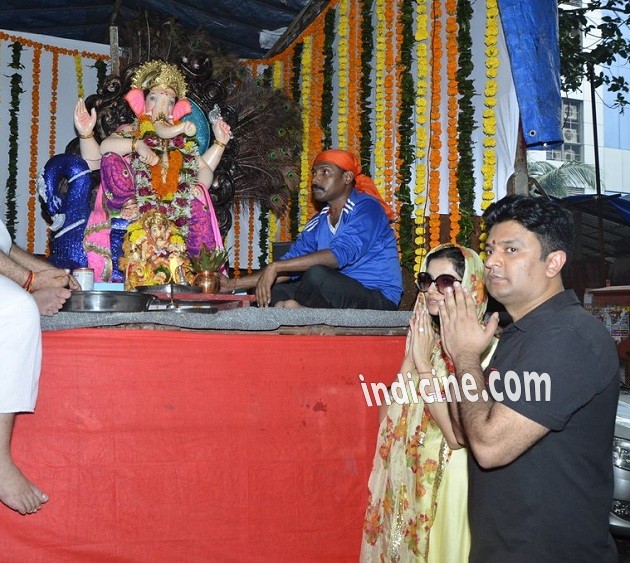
[313, 149, 395, 221]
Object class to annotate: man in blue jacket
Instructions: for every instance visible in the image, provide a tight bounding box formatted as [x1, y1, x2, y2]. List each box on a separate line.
[220, 149, 402, 310]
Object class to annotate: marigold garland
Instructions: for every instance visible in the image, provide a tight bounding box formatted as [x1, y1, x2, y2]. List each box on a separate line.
[131, 117, 199, 239]
[282, 49, 294, 98]
[383, 1, 396, 214]
[49, 51, 59, 158]
[247, 199, 255, 274]
[272, 60, 283, 90]
[413, 0, 430, 274]
[346, 0, 359, 154]
[0, 31, 108, 249]
[0, 31, 109, 63]
[74, 53, 84, 99]
[446, 0, 460, 243]
[137, 116, 186, 201]
[232, 197, 241, 278]
[268, 210, 278, 258]
[391, 0, 403, 244]
[373, 0, 387, 198]
[480, 0, 500, 256]
[27, 45, 43, 252]
[428, 0, 444, 249]
[298, 36, 313, 229]
[481, 0, 499, 212]
[337, 0, 350, 148]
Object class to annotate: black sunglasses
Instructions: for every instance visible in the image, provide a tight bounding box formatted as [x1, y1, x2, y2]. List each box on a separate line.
[416, 272, 462, 294]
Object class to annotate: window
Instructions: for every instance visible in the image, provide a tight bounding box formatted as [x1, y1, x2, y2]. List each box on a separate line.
[548, 99, 583, 162]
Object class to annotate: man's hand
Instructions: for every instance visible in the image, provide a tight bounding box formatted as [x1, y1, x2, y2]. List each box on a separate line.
[218, 273, 235, 294]
[32, 287, 72, 316]
[255, 263, 279, 307]
[31, 268, 81, 292]
[438, 282, 498, 369]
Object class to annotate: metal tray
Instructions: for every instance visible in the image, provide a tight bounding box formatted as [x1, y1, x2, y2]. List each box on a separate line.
[136, 284, 207, 301]
[62, 291, 156, 313]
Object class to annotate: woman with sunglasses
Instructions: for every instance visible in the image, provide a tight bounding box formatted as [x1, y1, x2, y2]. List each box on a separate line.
[361, 243, 496, 562]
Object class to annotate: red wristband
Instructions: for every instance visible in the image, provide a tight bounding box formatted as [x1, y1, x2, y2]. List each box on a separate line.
[26, 271, 36, 293]
[22, 270, 33, 290]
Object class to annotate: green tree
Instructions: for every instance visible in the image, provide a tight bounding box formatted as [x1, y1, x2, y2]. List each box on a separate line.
[527, 158, 599, 197]
[559, 0, 630, 109]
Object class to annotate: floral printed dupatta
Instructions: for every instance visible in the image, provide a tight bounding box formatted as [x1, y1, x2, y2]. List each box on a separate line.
[361, 244, 491, 562]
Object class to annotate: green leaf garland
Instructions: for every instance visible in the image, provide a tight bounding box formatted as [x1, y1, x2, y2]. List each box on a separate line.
[94, 59, 108, 91]
[396, 0, 416, 270]
[455, 0, 476, 247]
[258, 204, 269, 266]
[359, 0, 374, 171]
[321, 8, 336, 149]
[5, 42, 25, 238]
[289, 43, 303, 241]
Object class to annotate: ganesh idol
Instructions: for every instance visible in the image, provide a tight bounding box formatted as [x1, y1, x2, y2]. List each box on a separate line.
[70, 60, 231, 284]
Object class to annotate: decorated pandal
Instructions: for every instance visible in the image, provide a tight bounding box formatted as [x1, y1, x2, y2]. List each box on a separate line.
[2, 56, 413, 562]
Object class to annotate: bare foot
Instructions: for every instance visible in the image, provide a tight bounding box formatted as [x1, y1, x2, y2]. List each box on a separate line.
[0, 458, 48, 514]
[274, 299, 304, 309]
[31, 287, 71, 316]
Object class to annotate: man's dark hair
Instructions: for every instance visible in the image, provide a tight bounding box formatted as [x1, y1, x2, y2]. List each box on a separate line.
[482, 195, 574, 262]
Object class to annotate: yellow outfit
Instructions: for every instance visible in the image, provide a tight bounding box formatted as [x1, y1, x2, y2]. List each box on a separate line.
[361, 244, 495, 562]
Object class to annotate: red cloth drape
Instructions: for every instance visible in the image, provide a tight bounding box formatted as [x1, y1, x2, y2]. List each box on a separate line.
[0, 329, 404, 562]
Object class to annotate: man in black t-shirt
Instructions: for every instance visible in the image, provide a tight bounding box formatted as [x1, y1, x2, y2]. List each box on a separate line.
[439, 195, 619, 562]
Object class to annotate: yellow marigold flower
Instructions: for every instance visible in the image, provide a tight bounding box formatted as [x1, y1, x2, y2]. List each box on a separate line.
[129, 228, 147, 245]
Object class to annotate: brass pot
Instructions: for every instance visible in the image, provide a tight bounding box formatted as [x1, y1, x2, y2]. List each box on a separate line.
[193, 270, 220, 294]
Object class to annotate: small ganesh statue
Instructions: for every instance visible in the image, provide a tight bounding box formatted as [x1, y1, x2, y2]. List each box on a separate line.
[120, 210, 193, 290]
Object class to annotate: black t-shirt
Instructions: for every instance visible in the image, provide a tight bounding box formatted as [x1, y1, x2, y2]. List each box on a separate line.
[469, 290, 619, 563]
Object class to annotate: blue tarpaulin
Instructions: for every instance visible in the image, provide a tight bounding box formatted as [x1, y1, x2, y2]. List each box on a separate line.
[498, 0, 563, 149]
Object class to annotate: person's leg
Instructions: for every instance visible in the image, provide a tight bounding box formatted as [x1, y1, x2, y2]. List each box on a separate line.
[0, 277, 47, 514]
[295, 265, 398, 310]
[269, 281, 300, 306]
[274, 299, 302, 308]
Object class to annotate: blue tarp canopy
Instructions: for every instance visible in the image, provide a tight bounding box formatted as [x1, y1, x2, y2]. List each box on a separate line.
[2, 1, 564, 138]
[498, 0, 563, 149]
[0, 0, 315, 58]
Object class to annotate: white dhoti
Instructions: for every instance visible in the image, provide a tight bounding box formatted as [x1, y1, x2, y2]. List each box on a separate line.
[0, 221, 42, 413]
